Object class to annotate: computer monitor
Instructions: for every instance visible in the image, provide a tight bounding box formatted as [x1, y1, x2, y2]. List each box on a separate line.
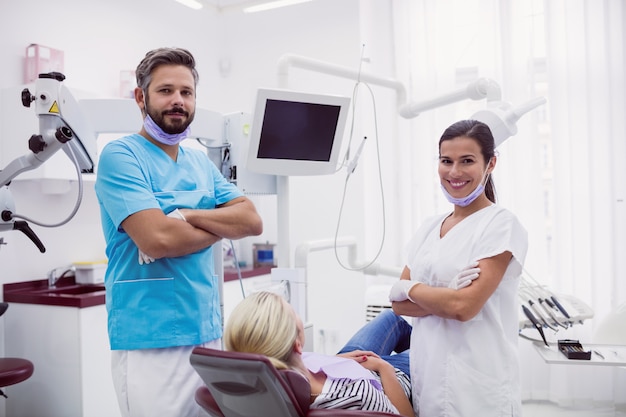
[246, 88, 351, 176]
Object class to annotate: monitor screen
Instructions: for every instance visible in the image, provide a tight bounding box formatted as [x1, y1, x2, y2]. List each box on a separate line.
[246, 88, 351, 176]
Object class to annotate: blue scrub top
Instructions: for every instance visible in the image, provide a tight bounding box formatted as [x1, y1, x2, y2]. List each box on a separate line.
[95, 134, 243, 350]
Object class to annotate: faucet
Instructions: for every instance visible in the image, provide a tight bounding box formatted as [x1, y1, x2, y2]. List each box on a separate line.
[47, 265, 75, 288]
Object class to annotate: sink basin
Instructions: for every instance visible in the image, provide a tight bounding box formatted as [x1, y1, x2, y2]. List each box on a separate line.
[35, 284, 105, 296]
[3, 277, 106, 308]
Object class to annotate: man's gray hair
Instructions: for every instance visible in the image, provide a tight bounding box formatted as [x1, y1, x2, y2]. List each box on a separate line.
[135, 47, 199, 91]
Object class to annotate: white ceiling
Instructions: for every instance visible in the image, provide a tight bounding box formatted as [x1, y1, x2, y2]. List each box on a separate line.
[203, 0, 252, 7]
[202, 0, 273, 11]
[201, 0, 313, 12]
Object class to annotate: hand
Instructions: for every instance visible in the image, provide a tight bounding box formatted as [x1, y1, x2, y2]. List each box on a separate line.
[448, 262, 480, 289]
[166, 208, 186, 221]
[337, 350, 381, 361]
[356, 355, 392, 374]
[389, 280, 419, 302]
[138, 209, 187, 265]
[138, 250, 154, 265]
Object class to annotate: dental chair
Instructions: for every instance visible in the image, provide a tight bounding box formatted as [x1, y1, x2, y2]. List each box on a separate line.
[0, 303, 34, 398]
[190, 347, 401, 417]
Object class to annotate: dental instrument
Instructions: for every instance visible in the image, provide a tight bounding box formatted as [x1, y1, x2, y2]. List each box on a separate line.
[346, 136, 367, 175]
[522, 304, 549, 347]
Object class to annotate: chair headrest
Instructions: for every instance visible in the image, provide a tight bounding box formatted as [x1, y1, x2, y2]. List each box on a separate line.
[0, 303, 8, 318]
[190, 347, 309, 417]
[279, 369, 311, 415]
[190, 347, 404, 417]
[194, 386, 225, 417]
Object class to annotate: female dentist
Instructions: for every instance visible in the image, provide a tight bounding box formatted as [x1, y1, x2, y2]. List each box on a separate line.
[389, 119, 528, 417]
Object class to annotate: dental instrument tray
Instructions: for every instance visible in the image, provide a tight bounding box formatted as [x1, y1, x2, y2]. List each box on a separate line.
[558, 339, 591, 360]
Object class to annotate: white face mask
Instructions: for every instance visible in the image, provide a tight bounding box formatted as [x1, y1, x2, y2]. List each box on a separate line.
[440, 160, 492, 207]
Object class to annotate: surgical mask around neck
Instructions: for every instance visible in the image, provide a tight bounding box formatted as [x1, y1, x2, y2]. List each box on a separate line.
[440, 163, 491, 208]
[143, 114, 190, 146]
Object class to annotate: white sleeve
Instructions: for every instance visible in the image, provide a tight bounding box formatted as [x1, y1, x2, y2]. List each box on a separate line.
[473, 208, 528, 268]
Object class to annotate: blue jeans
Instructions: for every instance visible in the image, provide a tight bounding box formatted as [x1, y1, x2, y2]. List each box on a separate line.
[337, 309, 412, 376]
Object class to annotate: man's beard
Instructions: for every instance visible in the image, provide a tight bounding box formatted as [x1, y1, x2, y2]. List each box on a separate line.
[145, 98, 195, 134]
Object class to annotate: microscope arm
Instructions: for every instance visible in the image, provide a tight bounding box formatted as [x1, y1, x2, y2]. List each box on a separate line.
[0, 124, 74, 188]
[12, 221, 45, 253]
[1, 71, 96, 187]
[0, 72, 97, 253]
[0, 187, 45, 252]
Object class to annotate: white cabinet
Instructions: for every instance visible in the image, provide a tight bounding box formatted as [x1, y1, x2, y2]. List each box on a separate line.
[3, 303, 120, 417]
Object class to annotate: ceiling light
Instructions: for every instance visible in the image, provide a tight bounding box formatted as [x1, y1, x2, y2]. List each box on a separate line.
[174, 0, 203, 10]
[243, 0, 313, 13]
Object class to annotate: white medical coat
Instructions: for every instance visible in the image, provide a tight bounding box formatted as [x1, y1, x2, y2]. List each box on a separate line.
[406, 205, 528, 417]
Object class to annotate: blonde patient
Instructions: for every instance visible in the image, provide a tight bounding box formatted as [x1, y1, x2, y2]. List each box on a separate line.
[224, 291, 414, 416]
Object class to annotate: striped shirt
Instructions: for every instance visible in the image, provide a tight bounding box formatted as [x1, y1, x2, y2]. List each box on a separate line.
[311, 368, 411, 414]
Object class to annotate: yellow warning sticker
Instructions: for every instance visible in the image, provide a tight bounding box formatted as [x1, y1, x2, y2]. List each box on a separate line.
[49, 101, 60, 114]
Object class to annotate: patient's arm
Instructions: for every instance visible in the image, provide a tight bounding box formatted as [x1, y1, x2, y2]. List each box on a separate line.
[358, 356, 413, 417]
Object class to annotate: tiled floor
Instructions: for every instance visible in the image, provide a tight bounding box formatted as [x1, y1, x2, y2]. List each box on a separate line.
[523, 401, 626, 417]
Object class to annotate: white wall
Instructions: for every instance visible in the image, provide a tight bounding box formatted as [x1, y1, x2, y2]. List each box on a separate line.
[0, 0, 222, 100]
[0, 0, 385, 363]
[0, 0, 219, 279]
[215, 1, 407, 353]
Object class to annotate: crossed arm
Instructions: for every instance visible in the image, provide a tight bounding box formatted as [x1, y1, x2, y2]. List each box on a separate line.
[122, 196, 263, 259]
[391, 251, 512, 322]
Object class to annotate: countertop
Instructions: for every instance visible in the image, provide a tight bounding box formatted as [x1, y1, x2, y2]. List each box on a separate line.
[224, 265, 272, 282]
[3, 276, 105, 308]
[533, 342, 626, 366]
[3, 266, 273, 308]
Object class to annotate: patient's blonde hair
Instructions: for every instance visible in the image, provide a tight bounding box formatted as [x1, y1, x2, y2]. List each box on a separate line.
[224, 291, 298, 370]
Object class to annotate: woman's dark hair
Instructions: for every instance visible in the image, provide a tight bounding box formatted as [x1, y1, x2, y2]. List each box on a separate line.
[439, 120, 497, 203]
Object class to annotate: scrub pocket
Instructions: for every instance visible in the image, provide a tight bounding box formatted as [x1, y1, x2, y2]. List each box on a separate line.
[110, 277, 176, 345]
[445, 355, 507, 416]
